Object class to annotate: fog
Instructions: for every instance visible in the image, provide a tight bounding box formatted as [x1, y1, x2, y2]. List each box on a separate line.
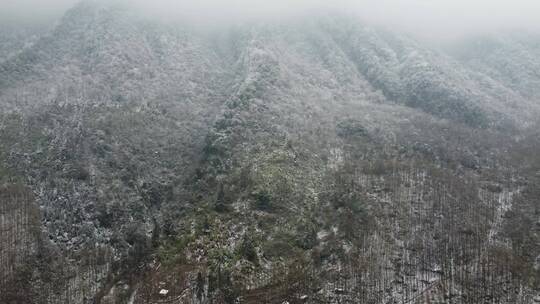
[0, 0, 79, 24]
[1, 0, 539, 40]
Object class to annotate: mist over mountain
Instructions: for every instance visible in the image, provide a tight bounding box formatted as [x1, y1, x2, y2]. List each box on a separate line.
[2, 0, 540, 39]
[1, 1, 539, 304]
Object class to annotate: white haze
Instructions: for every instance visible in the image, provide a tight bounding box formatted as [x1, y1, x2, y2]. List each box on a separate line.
[1, 0, 539, 41]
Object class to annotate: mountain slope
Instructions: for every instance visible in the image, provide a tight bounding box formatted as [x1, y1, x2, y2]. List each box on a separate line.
[1, 2, 539, 304]
[450, 32, 540, 101]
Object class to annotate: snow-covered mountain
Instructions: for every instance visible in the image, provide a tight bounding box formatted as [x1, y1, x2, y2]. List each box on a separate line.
[1, 1, 539, 303]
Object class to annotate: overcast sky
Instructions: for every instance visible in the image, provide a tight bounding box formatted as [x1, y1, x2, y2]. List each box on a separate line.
[1, 0, 539, 40]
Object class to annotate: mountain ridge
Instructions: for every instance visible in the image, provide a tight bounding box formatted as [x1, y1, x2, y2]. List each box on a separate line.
[1, 2, 539, 303]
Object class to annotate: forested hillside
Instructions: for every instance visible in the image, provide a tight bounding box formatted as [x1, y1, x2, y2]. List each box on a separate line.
[1, 1, 539, 303]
